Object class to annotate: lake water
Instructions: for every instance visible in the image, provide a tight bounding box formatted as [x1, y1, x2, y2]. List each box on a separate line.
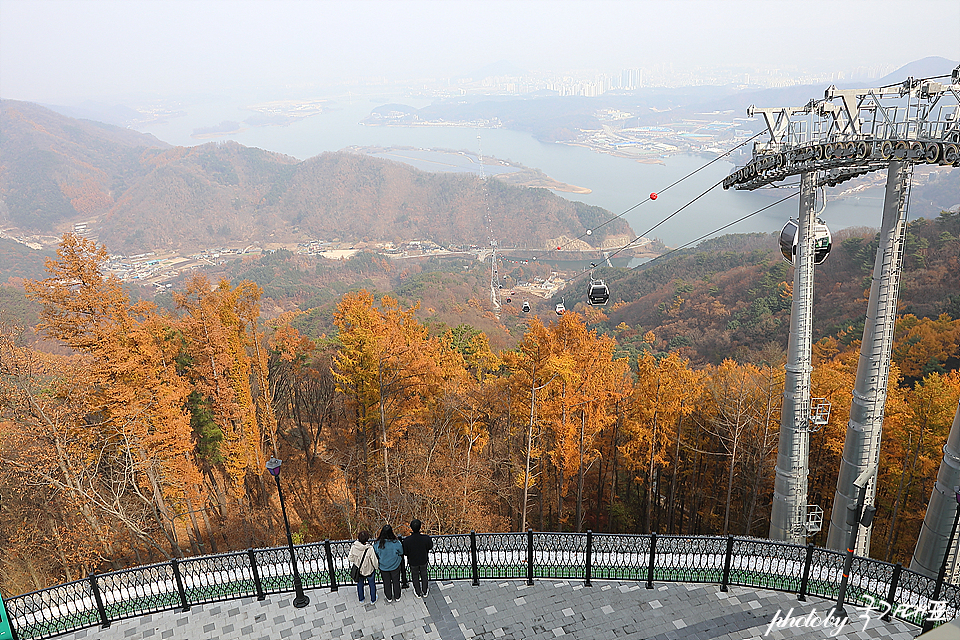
[136, 97, 893, 248]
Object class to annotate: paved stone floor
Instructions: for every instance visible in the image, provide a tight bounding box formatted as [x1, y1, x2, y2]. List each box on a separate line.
[59, 579, 923, 639]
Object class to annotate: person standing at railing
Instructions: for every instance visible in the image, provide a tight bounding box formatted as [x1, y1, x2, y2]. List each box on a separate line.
[402, 519, 433, 597]
[375, 524, 404, 603]
[348, 530, 379, 603]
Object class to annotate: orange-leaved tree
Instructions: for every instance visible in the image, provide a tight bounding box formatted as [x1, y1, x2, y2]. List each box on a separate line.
[332, 290, 444, 525]
[22, 233, 198, 559]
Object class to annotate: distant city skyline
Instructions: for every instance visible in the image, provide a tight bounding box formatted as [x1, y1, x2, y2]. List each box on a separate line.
[1, 0, 957, 105]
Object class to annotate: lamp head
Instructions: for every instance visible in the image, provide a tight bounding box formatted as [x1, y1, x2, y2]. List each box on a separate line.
[266, 457, 283, 477]
[854, 464, 877, 489]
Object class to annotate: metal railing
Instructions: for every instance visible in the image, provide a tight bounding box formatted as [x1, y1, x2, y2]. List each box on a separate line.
[5, 532, 958, 639]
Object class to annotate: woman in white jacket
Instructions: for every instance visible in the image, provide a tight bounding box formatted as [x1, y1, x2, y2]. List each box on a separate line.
[348, 530, 379, 603]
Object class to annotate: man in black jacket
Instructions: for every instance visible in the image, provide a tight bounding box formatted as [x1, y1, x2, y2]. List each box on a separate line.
[402, 519, 433, 597]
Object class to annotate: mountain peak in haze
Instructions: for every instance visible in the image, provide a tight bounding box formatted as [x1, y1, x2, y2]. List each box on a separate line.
[874, 56, 958, 86]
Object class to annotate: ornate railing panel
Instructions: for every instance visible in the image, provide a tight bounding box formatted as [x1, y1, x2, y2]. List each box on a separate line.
[728, 538, 805, 593]
[655, 535, 725, 583]
[251, 547, 301, 595]
[95, 563, 181, 622]
[534, 532, 586, 580]
[474, 533, 523, 580]
[296, 542, 328, 590]
[591, 533, 650, 582]
[6, 532, 958, 639]
[4, 578, 99, 640]
[805, 546, 847, 601]
[179, 551, 258, 605]
[844, 556, 898, 611]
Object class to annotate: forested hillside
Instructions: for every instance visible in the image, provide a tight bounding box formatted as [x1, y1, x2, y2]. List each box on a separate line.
[576, 212, 960, 371]
[2, 228, 959, 598]
[0, 100, 633, 254]
[0, 100, 168, 228]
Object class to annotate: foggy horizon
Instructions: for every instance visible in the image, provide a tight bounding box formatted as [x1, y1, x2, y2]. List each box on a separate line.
[1, 0, 958, 106]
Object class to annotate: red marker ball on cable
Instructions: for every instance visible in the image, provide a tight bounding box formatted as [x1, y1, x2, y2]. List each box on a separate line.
[556, 246, 561, 250]
[650, 192, 658, 200]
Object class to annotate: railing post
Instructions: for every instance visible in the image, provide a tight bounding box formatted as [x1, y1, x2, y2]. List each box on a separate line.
[470, 531, 480, 586]
[324, 540, 338, 593]
[798, 542, 815, 602]
[584, 530, 593, 587]
[170, 558, 191, 612]
[646, 533, 657, 589]
[526, 529, 534, 586]
[882, 563, 902, 622]
[720, 536, 734, 592]
[88, 573, 110, 629]
[248, 548, 266, 601]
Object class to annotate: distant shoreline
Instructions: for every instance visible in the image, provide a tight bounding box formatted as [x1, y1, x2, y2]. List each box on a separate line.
[346, 145, 592, 194]
[191, 127, 249, 139]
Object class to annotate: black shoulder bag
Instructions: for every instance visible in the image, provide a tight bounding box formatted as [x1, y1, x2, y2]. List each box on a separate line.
[351, 547, 369, 582]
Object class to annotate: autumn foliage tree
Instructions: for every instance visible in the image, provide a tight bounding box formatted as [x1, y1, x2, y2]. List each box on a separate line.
[17, 234, 198, 563]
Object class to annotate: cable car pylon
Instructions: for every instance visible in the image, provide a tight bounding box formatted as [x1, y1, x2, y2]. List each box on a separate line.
[725, 66, 960, 549]
[768, 170, 821, 543]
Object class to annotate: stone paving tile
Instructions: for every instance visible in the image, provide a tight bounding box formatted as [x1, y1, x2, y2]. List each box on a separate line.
[53, 579, 924, 640]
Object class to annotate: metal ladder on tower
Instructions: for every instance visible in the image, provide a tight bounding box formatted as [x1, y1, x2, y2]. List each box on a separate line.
[864, 168, 911, 473]
[791, 224, 816, 537]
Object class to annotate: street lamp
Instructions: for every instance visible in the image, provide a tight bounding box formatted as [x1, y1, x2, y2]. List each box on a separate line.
[266, 457, 309, 608]
[835, 464, 877, 620]
[921, 487, 960, 633]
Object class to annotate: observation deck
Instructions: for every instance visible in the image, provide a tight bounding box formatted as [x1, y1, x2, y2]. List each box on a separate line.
[57, 578, 917, 640]
[6, 532, 955, 639]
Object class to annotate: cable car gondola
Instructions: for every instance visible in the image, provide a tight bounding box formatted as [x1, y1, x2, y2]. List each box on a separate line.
[555, 299, 565, 316]
[587, 279, 610, 306]
[522, 301, 531, 313]
[779, 218, 832, 265]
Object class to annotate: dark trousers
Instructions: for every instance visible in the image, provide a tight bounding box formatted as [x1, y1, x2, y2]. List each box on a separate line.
[409, 564, 429, 596]
[382, 567, 402, 600]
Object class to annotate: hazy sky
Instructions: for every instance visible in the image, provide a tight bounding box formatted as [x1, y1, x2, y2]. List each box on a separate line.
[1, 0, 958, 104]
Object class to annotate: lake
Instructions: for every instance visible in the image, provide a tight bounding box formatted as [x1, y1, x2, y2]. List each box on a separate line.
[135, 97, 893, 248]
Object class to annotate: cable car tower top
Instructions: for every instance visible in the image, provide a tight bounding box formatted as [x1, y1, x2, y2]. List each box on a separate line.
[724, 65, 960, 191]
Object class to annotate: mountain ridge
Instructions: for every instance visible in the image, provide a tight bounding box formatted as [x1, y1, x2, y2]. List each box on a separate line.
[0, 100, 633, 254]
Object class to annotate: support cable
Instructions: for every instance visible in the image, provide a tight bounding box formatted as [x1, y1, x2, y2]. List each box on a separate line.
[523, 132, 765, 263]
[592, 176, 726, 267]
[559, 189, 799, 288]
[629, 191, 800, 271]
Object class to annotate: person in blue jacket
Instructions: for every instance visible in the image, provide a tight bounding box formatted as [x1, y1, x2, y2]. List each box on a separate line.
[374, 524, 404, 602]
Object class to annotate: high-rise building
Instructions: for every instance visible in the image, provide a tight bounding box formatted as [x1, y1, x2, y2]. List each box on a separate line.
[619, 68, 643, 90]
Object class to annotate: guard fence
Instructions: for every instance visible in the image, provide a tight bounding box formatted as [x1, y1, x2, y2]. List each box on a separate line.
[4, 531, 958, 639]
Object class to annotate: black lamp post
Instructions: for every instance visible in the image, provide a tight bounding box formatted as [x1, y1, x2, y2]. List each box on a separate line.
[921, 487, 960, 633]
[266, 457, 309, 608]
[835, 465, 877, 620]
